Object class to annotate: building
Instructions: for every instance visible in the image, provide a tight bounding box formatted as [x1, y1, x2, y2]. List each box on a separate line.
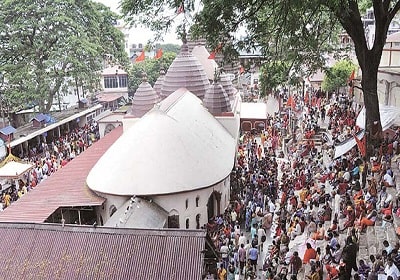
[96, 65, 129, 110]
[0, 223, 218, 279]
[87, 88, 238, 230]
[376, 31, 400, 107]
[0, 40, 245, 279]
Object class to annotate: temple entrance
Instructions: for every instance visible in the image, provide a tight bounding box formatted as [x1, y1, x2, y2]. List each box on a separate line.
[207, 191, 221, 222]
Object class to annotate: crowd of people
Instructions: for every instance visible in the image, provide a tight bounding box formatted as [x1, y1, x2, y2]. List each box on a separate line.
[0, 121, 99, 210]
[206, 92, 400, 280]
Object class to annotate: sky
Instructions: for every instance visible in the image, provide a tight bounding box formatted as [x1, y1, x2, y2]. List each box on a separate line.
[95, 0, 181, 45]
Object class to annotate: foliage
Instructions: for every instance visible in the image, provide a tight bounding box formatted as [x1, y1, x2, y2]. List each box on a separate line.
[322, 60, 357, 93]
[128, 51, 176, 94]
[158, 44, 181, 54]
[259, 61, 291, 95]
[122, 0, 400, 148]
[0, 0, 128, 113]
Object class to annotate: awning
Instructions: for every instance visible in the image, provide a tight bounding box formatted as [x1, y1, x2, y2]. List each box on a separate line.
[0, 161, 34, 179]
[334, 105, 400, 159]
[356, 105, 400, 131]
[334, 131, 365, 159]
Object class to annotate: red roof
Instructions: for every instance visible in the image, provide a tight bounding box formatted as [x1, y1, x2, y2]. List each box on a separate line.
[0, 223, 210, 280]
[97, 93, 123, 103]
[0, 126, 123, 223]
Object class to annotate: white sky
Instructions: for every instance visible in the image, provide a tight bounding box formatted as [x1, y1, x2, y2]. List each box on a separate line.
[95, 0, 181, 45]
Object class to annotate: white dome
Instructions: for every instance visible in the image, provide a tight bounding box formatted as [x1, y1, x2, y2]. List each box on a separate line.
[87, 89, 236, 196]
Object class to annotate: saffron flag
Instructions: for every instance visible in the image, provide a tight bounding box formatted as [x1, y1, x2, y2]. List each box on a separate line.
[286, 96, 296, 109]
[135, 51, 145, 62]
[304, 92, 309, 104]
[154, 48, 163, 59]
[354, 134, 366, 157]
[348, 70, 355, 82]
[208, 51, 216, 59]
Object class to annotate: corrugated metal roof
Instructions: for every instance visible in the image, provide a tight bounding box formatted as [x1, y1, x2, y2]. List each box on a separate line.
[0, 126, 123, 223]
[0, 125, 16, 135]
[0, 223, 208, 280]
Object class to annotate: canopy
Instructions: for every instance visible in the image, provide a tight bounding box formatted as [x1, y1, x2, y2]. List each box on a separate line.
[0, 153, 34, 179]
[334, 131, 365, 159]
[356, 105, 400, 131]
[334, 105, 400, 159]
[0, 161, 34, 179]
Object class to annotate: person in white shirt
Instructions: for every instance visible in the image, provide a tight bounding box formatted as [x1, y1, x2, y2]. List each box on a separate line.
[384, 171, 395, 187]
[238, 232, 247, 248]
[290, 220, 302, 240]
[385, 258, 400, 279]
[257, 227, 267, 252]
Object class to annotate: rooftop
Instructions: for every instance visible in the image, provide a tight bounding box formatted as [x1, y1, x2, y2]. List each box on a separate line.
[0, 126, 123, 223]
[0, 222, 210, 280]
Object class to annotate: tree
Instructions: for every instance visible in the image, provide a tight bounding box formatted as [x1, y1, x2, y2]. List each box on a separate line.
[128, 52, 176, 94]
[121, 0, 400, 151]
[0, 0, 128, 113]
[322, 60, 357, 93]
[259, 61, 291, 96]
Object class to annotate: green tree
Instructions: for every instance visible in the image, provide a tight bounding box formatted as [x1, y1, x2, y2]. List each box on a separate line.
[0, 0, 128, 113]
[322, 60, 357, 93]
[259, 61, 291, 96]
[121, 0, 400, 149]
[128, 52, 176, 94]
[159, 44, 181, 54]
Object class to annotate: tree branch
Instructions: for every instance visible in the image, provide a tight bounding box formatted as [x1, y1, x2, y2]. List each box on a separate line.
[389, 1, 400, 21]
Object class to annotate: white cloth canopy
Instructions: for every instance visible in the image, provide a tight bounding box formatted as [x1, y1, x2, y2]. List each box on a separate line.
[334, 131, 365, 159]
[334, 105, 400, 159]
[0, 161, 34, 179]
[356, 105, 400, 131]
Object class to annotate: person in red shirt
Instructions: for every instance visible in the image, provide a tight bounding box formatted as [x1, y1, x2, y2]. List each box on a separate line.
[303, 242, 317, 264]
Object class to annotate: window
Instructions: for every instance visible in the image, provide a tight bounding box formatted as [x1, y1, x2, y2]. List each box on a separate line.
[119, 75, 128, 88]
[186, 218, 189, 229]
[109, 205, 117, 217]
[185, 199, 189, 209]
[196, 214, 201, 229]
[196, 196, 200, 207]
[104, 76, 118, 88]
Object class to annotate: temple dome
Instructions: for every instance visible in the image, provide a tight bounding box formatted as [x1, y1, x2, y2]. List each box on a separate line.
[160, 43, 210, 100]
[153, 69, 165, 97]
[131, 75, 159, 117]
[203, 82, 231, 115]
[191, 46, 219, 80]
[87, 89, 236, 196]
[220, 73, 237, 100]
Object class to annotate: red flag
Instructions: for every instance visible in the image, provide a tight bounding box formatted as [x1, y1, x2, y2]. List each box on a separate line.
[208, 51, 216, 59]
[354, 134, 366, 157]
[304, 92, 309, 104]
[286, 96, 296, 109]
[348, 70, 355, 82]
[135, 51, 145, 62]
[177, 4, 184, 14]
[154, 48, 163, 59]
[240, 66, 245, 74]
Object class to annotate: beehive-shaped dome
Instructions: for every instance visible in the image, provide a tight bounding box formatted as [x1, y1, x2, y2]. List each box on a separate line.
[203, 82, 231, 115]
[160, 42, 210, 100]
[220, 73, 236, 100]
[153, 69, 165, 97]
[131, 74, 160, 118]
